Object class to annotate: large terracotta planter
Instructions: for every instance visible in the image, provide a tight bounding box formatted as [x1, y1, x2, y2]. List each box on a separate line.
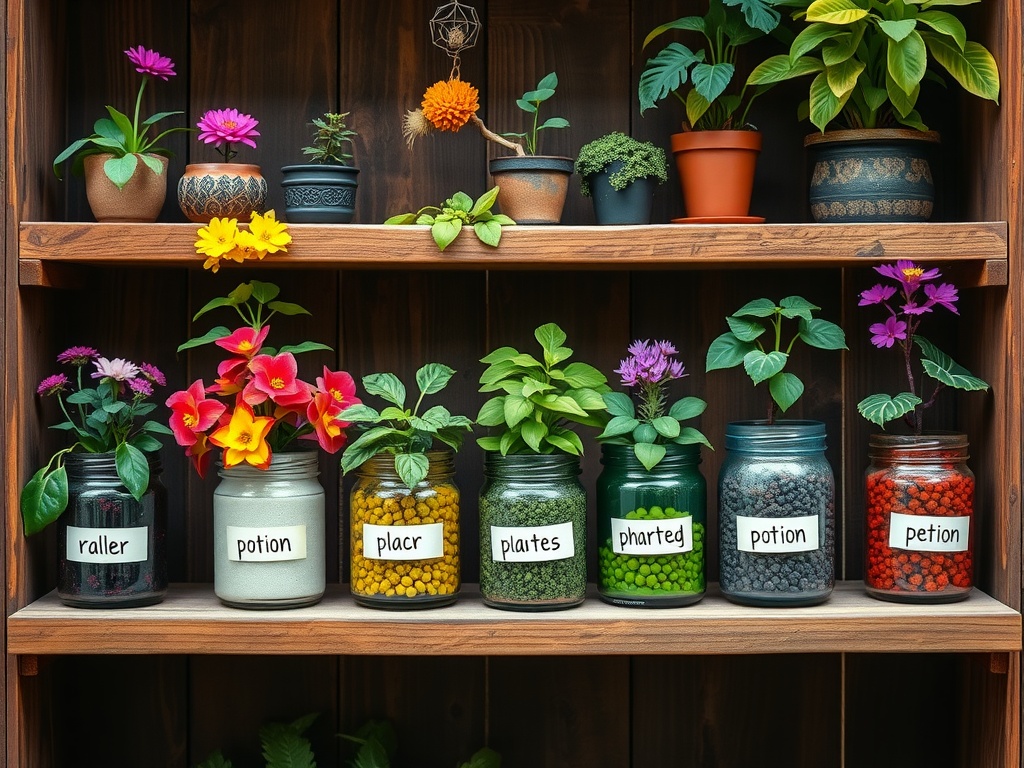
[804, 129, 940, 223]
[83, 153, 168, 223]
[671, 130, 761, 219]
[177, 162, 268, 224]
[488, 155, 574, 224]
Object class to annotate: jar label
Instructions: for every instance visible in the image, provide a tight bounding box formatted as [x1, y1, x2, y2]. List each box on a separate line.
[226, 525, 307, 562]
[611, 517, 694, 555]
[736, 515, 819, 553]
[65, 526, 148, 563]
[362, 522, 444, 560]
[490, 522, 575, 562]
[888, 512, 970, 552]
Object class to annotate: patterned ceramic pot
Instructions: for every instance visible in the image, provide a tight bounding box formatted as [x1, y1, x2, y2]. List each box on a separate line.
[177, 162, 268, 224]
[280, 163, 359, 223]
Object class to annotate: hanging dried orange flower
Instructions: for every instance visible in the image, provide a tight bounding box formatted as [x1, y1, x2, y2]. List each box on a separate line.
[420, 78, 479, 132]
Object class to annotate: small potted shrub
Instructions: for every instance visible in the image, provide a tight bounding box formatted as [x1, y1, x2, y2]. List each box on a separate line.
[574, 131, 668, 224]
[746, 0, 1000, 222]
[280, 111, 360, 223]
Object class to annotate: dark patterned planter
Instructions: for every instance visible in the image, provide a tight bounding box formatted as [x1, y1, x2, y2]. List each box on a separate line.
[804, 129, 939, 223]
[280, 164, 359, 223]
[177, 162, 268, 224]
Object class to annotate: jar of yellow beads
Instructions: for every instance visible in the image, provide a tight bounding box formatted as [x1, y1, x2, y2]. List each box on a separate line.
[349, 449, 460, 608]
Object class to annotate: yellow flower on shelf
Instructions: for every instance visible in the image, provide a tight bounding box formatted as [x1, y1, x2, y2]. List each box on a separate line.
[194, 209, 290, 272]
[249, 209, 292, 253]
[195, 217, 239, 259]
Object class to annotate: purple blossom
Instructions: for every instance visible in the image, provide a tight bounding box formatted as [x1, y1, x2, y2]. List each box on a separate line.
[901, 300, 933, 316]
[858, 284, 897, 306]
[615, 339, 687, 387]
[37, 373, 69, 396]
[57, 346, 100, 366]
[128, 378, 154, 397]
[92, 357, 141, 382]
[924, 282, 959, 314]
[875, 260, 941, 290]
[124, 45, 176, 80]
[869, 316, 908, 349]
[138, 362, 167, 386]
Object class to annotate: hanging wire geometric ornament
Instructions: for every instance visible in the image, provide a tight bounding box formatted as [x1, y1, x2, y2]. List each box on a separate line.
[429, 0, 481, 79]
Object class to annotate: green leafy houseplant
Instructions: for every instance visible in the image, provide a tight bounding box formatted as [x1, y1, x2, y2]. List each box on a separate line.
[339, 363, 474, 488]
[639, 0, 782, 130]
[301, 111, 357, 164]
[705, 296, 847, 422]
[598, 339, 712, 470]
[384, 188, 515, 251]
[574, 132, 669, 197]
[476, 323, 610, 455]
[746, 0, 1001, 132]
[500, 71, 570, 155]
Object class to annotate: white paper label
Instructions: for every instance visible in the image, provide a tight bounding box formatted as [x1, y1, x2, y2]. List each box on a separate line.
[490, 521, 575, 562]
[362, 523, 444, 560]
[65, 526, 148, 563]
[226, 525, 307, 562]
[888, 513, 970, 552]
[736, 515, 819, 553]
[611, 517, 694, 555]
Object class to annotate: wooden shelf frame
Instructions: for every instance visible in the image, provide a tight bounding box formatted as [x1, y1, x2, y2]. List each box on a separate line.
[8, 582, 1020, 657]
[18, 221, 1009, 285]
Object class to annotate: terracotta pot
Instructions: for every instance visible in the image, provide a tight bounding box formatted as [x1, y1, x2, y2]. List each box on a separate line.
[83, 153, 169, 223]
[671, 130, 761, 218]
[176, 162, 268, 224]
[488, 156, 574, 224]
[804, 129, 940, 223]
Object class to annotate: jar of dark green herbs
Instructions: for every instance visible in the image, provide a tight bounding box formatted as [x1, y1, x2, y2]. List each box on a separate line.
[478, 452, 587, 611]
[596, 443, 706, 607]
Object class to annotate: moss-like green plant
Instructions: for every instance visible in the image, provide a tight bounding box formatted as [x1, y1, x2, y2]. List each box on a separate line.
[574, 132, 668, 197]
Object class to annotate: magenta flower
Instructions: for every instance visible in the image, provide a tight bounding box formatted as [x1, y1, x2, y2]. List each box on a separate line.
[124, 45, 176, 80]
[37, 373, 69, 396]
[138, 362, 167, 386]
[129, 378, 154, 397]
[924, 282, 960, 314]
[869, 316, 908, 349]
[92, 357, 141, 382]
[875, 260, 941, 290]
[57, 346, 100, 366]
[858, 284, 897, 306]
[197, 108, 261, 162]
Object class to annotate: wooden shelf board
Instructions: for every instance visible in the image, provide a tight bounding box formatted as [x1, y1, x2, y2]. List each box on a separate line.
[18, 222, 1009, 285]
[8, 582, 1019, 657]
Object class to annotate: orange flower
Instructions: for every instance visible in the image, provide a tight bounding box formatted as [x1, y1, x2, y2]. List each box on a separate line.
[421, 78, 479, 132]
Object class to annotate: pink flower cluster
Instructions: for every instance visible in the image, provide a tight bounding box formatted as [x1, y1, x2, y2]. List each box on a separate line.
[859, 260, 959, 349]
[614, 339, 687, 387]
[38, 346, 165, 400]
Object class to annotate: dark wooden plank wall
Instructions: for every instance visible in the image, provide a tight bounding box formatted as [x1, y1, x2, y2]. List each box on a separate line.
[7, 0, 1008, 766]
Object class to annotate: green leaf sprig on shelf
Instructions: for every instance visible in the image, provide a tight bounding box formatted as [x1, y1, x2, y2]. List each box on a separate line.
[745, 0, 1001, 132]
[476, 322, 611, 455]
[339, 364, 475, 488]
[384, 188, 515, 252]
[598, 339, 712, 470]
[500, 71, 571, 155]
[21, 347, 173, 536]
[706, 296, 847, 424]
[196, 712, 319, 768]
[301, 111, 357, 165]
[856, 259, 989, 431]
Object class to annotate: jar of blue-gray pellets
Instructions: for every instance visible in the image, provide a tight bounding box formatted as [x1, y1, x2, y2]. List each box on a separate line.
[718, 420, 835, 606]
[478, 452, 587, 610]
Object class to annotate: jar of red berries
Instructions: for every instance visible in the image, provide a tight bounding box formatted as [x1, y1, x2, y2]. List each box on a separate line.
[864, 433, 975, 603]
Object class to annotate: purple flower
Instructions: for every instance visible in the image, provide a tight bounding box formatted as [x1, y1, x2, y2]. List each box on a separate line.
[197, 108, 260, 161]
[124, 45, 176, 80]
[901, 300, 933, 316]
[869, 316, 908, 349]
[858, 284, 897, 306]
[92, 357, 141, 382]
[128, 378, 154, 397]
[655, 340, 678, 356]
[37, 373, 69, 396]
[615, 339, 688, 388]
[138, 362, 167, 386]
[57, 346, 100, 366]
[924, 282, 959, 314]
[875, 260, 941, 290]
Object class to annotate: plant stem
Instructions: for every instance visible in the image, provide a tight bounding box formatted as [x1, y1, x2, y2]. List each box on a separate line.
[131, 76, 148, 153]
[471, 115, 525, 156]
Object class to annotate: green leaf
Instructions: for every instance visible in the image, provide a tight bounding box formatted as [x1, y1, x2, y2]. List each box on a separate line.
[474, 218, 504, 247]
[548, 346, 572, 365]
[791, 22, 847, 61]
[743, 349, 787, 384]
[544, 433, 581, 455]
[887, 30, 928, 95]
[267, 300, 312, 316]
[536, 71, 558, 91]
[632, 423, 658, 444]
[384, 212, 419, 225]
[799, 317, 848, 350]
[380, 406, 410, 422]
[249, 280, 280, 304]
[691, 61, 735, 106]
[725, 315, 766, 342]
[362, 372, 406, 407]
[733, 298, 777, 318]
[917, 10, 966, 50]
[415, 363, 455, 396]
[925, 36, 1000, 102]
[879, 18, 917, 44]
[778, 295, 820, 322]
[276, 341, 333, 355]
[915, 337, 990, 391]
[597, 415, 641, 439]
[129, 434, 163, 453]
[634, 442, 667, 471]
[603, 392, 636, 418]
[503, 395, 534, 427]
[534, 323, 567, 356]
[477, 435, 503, 452]
[643, 15, 705, 49]
[522, 377, 554, 397]
[652, 416, 681, 439]
[340, 427, 397, 473]
[259, 720, 316, 768]
[561, 362, 607, 389]
[639, 43, 702, 114]
[470, 186, 500, 216]
[769, 371, 804, 412]
[476, 396, 507, 427]
[705, 332, 756, 371]
[103, 153, 138, 189]
[141, 420, 174, 436]
[675, 426, 714, 450]
[747, 54, 824, 86]
[104, 397, 128, 412]
[534, 394, 588, 418]
[395, 453, 430, 489]
[509, 353, 545, 369]
[115, 442, 149, 501]
[538, 117, 570, 130]
[66, 389, 101, 406]
[521, 419, 548, 452]
[564, 387, 607, 412]
[338, 404, 381, 422]
[857, 392, 922, 427]
[515, 99, 538, 113]
[432, 218, 462, 251]
[176, 325, 231, 352]
[481, 346, 519, 364]
[21, 465, 68, 535]
[196, 749, 233, 768]
[808, 70, 848, 131]
[668, 397, 707, 421]
[805, 0, 869, 25]
[449, 191, 474, 212]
